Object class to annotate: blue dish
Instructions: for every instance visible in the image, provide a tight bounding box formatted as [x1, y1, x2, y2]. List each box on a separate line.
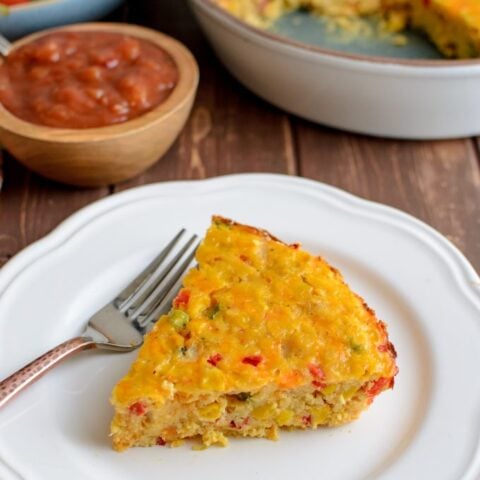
[0, 0, 124, 39]
[270, 10, 443, 60]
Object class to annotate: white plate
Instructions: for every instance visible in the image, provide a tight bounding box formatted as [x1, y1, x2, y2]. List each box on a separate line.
[189, 0, 480, 139]
[0, 174, 479, 480]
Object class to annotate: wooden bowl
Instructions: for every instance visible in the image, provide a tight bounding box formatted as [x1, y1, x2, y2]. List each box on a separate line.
[0, 23, 199, 187]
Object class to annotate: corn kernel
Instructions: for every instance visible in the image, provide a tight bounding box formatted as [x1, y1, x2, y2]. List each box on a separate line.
[311, 405, 330, 425]
[199, 402, 223, 421]
[252, 403, 277, 420]
[322, 384, 337, 396]
[385, 10, 408, 32]
[276, 409, 294, 426]
[342, 386, 358, 401]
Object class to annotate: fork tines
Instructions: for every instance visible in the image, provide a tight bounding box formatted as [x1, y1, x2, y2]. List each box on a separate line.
[115, 229, 198, 332]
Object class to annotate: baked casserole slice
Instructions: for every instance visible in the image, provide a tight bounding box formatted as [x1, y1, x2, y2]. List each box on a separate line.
[110, 216, 398, 450]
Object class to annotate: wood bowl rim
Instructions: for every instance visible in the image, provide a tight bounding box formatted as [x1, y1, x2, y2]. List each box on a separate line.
[0, 22, 199, 143]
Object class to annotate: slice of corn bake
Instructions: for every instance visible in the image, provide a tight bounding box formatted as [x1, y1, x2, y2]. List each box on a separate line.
[110, 216, 398, 451]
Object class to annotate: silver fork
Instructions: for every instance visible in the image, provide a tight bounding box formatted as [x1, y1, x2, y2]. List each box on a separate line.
[0, 229, 198, 409]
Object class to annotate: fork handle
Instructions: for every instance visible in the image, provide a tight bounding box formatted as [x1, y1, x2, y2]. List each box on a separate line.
[0, 337, 96, 409]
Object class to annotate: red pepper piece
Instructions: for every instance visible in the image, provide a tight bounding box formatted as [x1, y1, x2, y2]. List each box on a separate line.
[302, 415, 312, 426]
[174, 290, 190, 309]
[308, 363, 324, 379]
[365, 377, 393, 396]
[242, 355, 263, 367]
[156, 437, 166, 446]
[207, 353, 223, 367]
[129, 401, 147, 416]
[308, 363, 326, 388]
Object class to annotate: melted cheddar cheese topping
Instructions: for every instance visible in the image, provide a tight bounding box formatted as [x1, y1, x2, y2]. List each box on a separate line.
[113, 216, 396, 408]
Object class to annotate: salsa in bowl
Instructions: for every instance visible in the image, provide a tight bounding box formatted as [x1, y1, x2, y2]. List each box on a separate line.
[0, 30, 179, 128]
[0, 23, 199, 186]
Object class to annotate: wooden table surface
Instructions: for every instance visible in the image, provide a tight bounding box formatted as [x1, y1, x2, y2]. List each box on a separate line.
[0, 0, 479, 272]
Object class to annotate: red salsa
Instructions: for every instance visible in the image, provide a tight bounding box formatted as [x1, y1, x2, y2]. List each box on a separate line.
[0, 31, 179, 128]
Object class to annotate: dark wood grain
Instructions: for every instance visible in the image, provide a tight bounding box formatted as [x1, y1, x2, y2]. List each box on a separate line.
[0, 155, 108, 267]
[115, 82, 296, 190]
[294, 121, 480, 270]
[0, 150, 3, 193]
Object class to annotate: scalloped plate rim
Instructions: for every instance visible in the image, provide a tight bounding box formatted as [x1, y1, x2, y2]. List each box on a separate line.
[0, 173, 479, 480]
[0, 174, 477, 305]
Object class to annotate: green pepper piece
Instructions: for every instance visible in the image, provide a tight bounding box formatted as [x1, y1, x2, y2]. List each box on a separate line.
[170, 309, 190, 330]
